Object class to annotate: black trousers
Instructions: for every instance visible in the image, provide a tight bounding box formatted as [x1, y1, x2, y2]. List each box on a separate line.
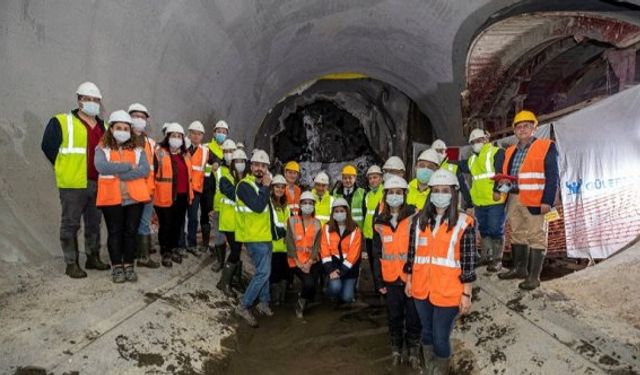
[223, 231, 243, 263]
[101, 203, 144, 265]
[293, 263, 321, 300]
[385, 283, 422, 350]
[270, 252, 290, 283]
[201, 177, 214, 226]
[155, 193, 188, 255]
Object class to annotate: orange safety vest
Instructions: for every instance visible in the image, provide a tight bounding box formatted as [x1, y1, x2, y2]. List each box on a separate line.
[143, 137, 156, 195]
[410, 213, 474, 307]
[153, 147, 194, 207]
[285, 184, 301, 216]
[503, 139, 552, 207]
[374, 216, 413, 283]
[96, 147, 151, 207]
[287, 215, 321, 268]
[190, 144, 209, 193]
[320, 224, 362, 271]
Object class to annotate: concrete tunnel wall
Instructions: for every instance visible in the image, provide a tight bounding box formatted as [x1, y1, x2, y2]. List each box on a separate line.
[4, 0, 640, 264]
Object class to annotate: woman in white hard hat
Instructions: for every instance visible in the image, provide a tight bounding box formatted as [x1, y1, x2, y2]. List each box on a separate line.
[94, 111, 150, 283]
[372, 175, 421, 368]
[269, 174, 291, 306]
[318, 198, 362, 306]
[153, 123, 194, 267]
[405, 169, 476, 374]
[286, 190, 322, 318]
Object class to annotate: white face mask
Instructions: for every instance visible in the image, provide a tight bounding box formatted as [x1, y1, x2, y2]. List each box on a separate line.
[81, 101, 100, 117]
[235, 162, 246, 173]
[333, 212, 347, 223]
[472, 143, 484, 154]
[168, 138, 183, 149]
[112, 130, 131, 144]
[386, 193, 404, 208]
[131, 118, 146, 131]
[224, 153, 233, 165]
[300, 204, 314, 215]
[430, 192, 452, 209]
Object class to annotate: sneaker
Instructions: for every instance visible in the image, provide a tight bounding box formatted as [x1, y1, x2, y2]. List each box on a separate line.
[255, 302, 274, 317]
[124, 265, 138, 282]
[235, 305, 258, 328]
[65, 263, 87, 279]
[112, 266, 126, 283]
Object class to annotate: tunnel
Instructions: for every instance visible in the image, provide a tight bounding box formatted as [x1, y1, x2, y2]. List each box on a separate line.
[2, 0, 640, 374]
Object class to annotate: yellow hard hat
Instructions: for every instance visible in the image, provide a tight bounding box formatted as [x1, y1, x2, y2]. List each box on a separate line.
[284, 161, 300, 172]
[512, 110, 538, 127]
[342, 165, 357, 176]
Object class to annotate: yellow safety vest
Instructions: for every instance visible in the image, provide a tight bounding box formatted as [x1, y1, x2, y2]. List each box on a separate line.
[363, 187, 384, 239]
[217, 166, 237, 232]
[468, 143, 506, 206]
[314, 189, 334, 225]
[54, 113, 103, 188]
[271, 203, 290, 253]
[235, 175, 272, 243]
[406, 178, 430, 210]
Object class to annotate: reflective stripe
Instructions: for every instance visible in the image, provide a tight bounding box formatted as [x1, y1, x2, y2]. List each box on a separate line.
[413, 256, 460, 268]
[235, 206, 254, 213]
[366, 210, 376, 215]
[205, 172, 211, 177]
[343, 260, 353, 269]
[322, 257, 332, 264]
[221, 197, 236, 206]
[413, 214, 468, 269]
[381, 254, 407, 261]
[271, 202, 286, 229]
[316, 215, 330, 221]
[352, 208, 363, 213]
[99, 148, 143, 179]
[519, 172, 545, 179]
[58, 147, 86, 154]
[296, 246, 312, 253]
[518, 184, 545, 191]
[58, 113, 87, 155]
[192, 166, 204, 171]
[472, 172, 495, 180]
[352, 215, 363, 222]
[100, 175, 116, 179]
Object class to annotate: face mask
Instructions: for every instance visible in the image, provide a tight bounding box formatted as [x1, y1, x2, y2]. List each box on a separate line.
[81, 102, 100, 117]
[430, 192, 452, 209]
[112, 130, 131, 144]
[416, 168, 434, 184]
[224, 153, 233, 164]
[498, 183, 512, 193]
[215, 133, 226, 144]
[333, 212, 347, 223]
[169, 138, 183, 149]
[131, 118, 146, 131]
[235, 162, 246, 173]
[472, 143, 484, 154]
[300, 204, 314, 215]
[386, 193, 404, 208]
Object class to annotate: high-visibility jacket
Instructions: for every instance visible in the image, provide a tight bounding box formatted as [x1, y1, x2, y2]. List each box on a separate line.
[206, 141, 223, 182]
[53, 113, 105, 188]
[410, 213, 474, 307]
[216, 166, 236, 232]
[320, 225, 362, 276]
[468, 143, 505, 207]
[287, 216, 321, 268]
[153, 147, 194, 207]
[441, 161, 458, 174]
[363, 187, 384, 239]
[374, 215, 413, 283]
[190, 144, 209, 193]
[235, 175, 272, 243]
[406, 178, 430, 210]
[271, 203, 290, 253]
[503, 139, 552, 207]
[334, 187, 366, 227]
[142, 137, 156, 195]
[313, 190, 334, 225]
[96, 147, 151, 206]
[285, 184, 301, 216]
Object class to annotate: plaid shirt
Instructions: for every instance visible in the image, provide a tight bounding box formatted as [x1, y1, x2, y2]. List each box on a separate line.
[405, 219, 477, 283]
[509, 138, 534, 191]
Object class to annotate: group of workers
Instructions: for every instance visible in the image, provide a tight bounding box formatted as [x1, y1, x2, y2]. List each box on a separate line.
[41, 82, 558, 375]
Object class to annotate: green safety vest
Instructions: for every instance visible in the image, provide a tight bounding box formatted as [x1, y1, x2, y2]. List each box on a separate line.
[216, 166, 237, 232]
[206, 141, 223, 179]
[313, 189, 334, 225]
[333, 187, 366, 227]
[363, 186, 384, 239]
[468, 143, 505, 207]
[406, 178, 430, 211]
[441, 160, 458, 174]
[54, 113, 104, 188]
[271, 202, 290, 253]
[235, 175, 272, 243]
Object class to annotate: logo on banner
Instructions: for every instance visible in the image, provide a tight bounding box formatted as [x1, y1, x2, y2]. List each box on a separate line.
[565, 179, 582, 195]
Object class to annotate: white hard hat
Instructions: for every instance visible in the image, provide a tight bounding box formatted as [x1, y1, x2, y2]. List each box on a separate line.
[188, 121, 205, 133]
[271, 174, 287, 186]
[468, 128, 488, 143]
[231, 149, 247, 160]
[236, 142, 245, 149]
[332, 197, 349, 209]
[128, 103, 149, 116]
[417, 149, 440, 164]
[366, 165, 383, 176]
[251, 149, 270, 165]
[428, 169, 459, 188]
[300, 191, 316, 202]
[215, 120, 229, 130]
[222, 139, 237, 151]
[76, 82, 102, 99]
[165, 122, 185, 135]
[383, 156, 406, 172]
[108, 110, 132, 125]
[314, 172, 330, 185]
[432, 139, 447, 150]
[383, 175, 408, 190]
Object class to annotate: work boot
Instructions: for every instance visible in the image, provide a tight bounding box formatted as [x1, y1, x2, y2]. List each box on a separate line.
[124, 264, 138, 282]
[487, 238, 504, 273]
[171, 249, 183, 264]
[137, 235, 160, 268]
[235, 305, 259, 328]
[278, 280, 288, 305]
[216, 262, 238, 298]
[407, 345, 420, 370]
[519, 248, 546, 290]
[432, 356, 450, 375]
[112, 266, 126, 283]
[176, 247, 188, 259]
[479, 237, 493, 266]
[85, 253, 110, 271]
[186, 246, 200, 257]
[256, 302, 274, 317]
[422, 344, 435, 373]
[270, 283, 282, 306]
[211, 245, 226, 272]
[295, 298, 307, 318]
[65, 263, 87, 279]
[210, 245, 220, 271]
[200, 223, 211, 252]
[161, 254, 173, 268]
[498, 244, 529, 280]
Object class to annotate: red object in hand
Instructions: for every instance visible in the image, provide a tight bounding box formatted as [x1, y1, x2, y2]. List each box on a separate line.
[492, 174, 517, 182]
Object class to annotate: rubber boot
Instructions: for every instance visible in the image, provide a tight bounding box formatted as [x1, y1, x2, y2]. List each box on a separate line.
[137, 235, 160, 268]
[432, 356, 450, 375]
[479, 237, 492, 266]
[233, 261, 248, 293]
[407, 344, 421, 370]
[278, 280, 288, 305]
[85, 234, 110, 270]
[487, 238, 504, 273]
[391, 336, 403, 367]
[498, 244, 529, 280]
[213, 244, 227, 272]
[519, 248, 546, 290]
[200, 223, 211, 253]
[85, 253, 110, 270]
[270, 283, 282, 306]
[61, 238, 87, 278]
[422, 344, 435, 373]
[210, 245, 220, 271]
[216, 262, 238, 298]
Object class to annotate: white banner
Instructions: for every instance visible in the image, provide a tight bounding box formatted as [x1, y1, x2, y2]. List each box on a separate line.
[554, 85, 640, 259]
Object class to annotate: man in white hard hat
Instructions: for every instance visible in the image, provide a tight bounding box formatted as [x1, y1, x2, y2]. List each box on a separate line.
[312, 171, 333, 225]
[207, 120, 230, 265]
[41, 82, 111, 278]
[428, 139, 474, 214]
[234, 149, 274, 327]
[457, 129, 506, 272]
[382, 156, 406, 181]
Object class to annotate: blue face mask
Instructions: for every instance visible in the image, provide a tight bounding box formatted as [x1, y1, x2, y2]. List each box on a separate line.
[416, 168, 434, 184]
[215, 133, 226, 144]
[385, 193, 404, 208]
[430, 192, 452, 209]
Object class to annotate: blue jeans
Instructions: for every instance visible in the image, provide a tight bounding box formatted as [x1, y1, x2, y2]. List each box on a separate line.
[326, 277, 356, 303]
[136, 201, 154, 236]
[241, 242, 272, 308]
[475, 204, 506, 238]
[414, 298, 459, 358]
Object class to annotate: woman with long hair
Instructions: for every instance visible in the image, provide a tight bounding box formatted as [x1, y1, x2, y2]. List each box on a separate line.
[269, 174, 291, 306]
